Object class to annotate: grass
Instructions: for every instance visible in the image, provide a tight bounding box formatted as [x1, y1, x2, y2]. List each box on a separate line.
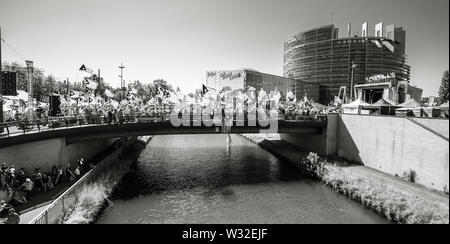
[62, 141, 146, 224]
[302, 153, 449, 224]
[63, 178, 114, 224]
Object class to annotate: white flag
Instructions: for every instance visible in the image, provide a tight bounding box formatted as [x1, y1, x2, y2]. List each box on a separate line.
[86, 79, 98, 90]
[105, 89, 114, 98]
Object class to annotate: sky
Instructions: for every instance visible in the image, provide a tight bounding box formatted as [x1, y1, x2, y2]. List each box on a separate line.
[0, 0, 448, 96]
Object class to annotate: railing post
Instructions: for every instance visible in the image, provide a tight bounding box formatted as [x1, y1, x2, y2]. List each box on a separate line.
[62, 195, 65, 211]
[45, 211, 48, 224]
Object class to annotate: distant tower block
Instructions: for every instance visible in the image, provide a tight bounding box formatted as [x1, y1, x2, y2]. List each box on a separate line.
[362, 22, 368, 37]
[375, 22, 384, 37]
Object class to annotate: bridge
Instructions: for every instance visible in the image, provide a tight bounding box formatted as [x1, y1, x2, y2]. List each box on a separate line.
[0, 115, 328, 148]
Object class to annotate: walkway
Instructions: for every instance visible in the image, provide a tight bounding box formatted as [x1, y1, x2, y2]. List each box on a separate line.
[19, 203, 51, 224]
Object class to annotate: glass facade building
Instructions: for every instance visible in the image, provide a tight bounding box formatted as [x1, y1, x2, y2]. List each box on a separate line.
[206, 69, 319, 101]
[284, 24, 410, 104]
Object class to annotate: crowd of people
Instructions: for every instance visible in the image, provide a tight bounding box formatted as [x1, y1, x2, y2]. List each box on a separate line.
[0, 158, 90, 224]
[4, 86, 338, 125]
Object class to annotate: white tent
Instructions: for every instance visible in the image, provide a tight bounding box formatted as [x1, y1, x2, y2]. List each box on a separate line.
[342, 99, 370, 114]
[439, 101, 449, 111]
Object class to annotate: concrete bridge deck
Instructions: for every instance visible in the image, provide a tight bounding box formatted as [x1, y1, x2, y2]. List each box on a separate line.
[0, 119, 327, 148]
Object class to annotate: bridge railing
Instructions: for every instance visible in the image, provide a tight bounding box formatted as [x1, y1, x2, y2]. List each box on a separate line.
[30, 163, 96, 224]
[0, 113, 328, 138]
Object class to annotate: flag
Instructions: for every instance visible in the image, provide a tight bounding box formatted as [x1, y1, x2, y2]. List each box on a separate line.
[129, 87, 138, 95]
[105, 89, 115, 98]
[79, 64, 94, 74]
[86, 79, 98, 90]
[202, 84, 216, 95]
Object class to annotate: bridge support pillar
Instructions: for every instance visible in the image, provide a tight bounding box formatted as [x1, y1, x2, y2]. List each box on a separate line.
[325, 113, 339, 156]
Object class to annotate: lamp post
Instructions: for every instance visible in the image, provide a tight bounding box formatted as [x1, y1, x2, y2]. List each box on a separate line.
[350, 61, 357, 101]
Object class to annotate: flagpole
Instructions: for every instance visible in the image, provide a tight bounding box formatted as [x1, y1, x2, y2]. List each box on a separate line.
[350, 61, 355, 102]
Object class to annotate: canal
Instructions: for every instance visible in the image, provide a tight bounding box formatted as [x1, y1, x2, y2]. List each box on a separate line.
[97, 135, 388, 224]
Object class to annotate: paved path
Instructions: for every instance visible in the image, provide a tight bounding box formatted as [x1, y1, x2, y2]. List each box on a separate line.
[347, 166, 448, 204]
[19, 203, 51, 224]
[241, 134, 449, 206]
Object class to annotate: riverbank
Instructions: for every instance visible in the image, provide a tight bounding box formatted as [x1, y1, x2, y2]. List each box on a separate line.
[240, 134, 449, 224]
[61, 136, 151, 224]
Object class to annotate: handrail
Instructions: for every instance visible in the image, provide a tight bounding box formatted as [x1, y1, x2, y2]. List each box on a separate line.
[28, 164, 97, 224]
[1, 113, 328, 138]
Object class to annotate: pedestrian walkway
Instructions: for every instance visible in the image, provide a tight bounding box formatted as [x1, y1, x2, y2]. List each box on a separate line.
[19, 202, 51, 224]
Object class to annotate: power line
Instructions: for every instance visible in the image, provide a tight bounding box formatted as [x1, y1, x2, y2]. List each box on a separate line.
[0, 36, 27, 61]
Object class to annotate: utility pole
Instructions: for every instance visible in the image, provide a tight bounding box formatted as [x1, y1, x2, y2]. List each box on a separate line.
[25, 60, 34, 120]
[0, 26, 3, 133]
[118, 63, 125, 100]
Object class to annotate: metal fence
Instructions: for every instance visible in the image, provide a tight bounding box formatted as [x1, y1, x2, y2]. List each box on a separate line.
[0, 113, 328, 138]
[29, 140, 126, 224]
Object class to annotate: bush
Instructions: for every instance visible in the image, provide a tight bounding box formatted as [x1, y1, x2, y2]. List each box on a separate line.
[301, 152, 326, 178]
[402, 170, 418, 183]
[63, 178, 114, 224]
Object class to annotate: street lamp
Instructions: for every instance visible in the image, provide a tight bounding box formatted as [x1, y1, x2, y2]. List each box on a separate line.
[350, 61, 357, 102]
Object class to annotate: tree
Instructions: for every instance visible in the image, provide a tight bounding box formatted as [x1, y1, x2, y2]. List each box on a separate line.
[438, 70, 449, 104]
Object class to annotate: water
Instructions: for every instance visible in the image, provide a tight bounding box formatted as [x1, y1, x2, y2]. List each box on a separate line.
[97, 135, 388, 224]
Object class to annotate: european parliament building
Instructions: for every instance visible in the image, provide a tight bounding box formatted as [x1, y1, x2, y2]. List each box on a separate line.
[284, 22, 410, 104]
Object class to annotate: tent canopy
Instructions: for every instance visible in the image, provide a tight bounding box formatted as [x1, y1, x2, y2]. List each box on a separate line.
[439, 101, 449, 111]
[371, 98, 393, 106]
[399, 98, 422, 108]
[342, 99, 370, 108]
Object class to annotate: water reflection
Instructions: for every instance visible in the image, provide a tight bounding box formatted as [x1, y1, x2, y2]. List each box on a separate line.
[98, 135, 388, 224]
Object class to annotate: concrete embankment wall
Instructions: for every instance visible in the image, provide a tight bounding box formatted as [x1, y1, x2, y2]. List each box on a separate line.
[279, 113, 338, 156]
[279, 113, 449, 192]
[0, 137, 117, 172]
[337, 114, 449, 192]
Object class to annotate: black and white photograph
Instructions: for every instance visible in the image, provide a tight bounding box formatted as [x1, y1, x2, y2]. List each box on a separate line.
[0, 0, 448, 231]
